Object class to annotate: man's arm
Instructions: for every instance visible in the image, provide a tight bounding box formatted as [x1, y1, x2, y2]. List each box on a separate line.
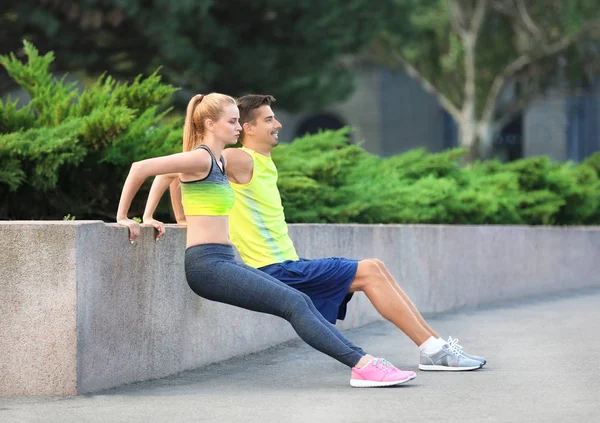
[223, 148, 254, 184]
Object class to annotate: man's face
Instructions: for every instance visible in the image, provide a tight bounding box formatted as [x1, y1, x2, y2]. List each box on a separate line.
[246, 105, 282, 148]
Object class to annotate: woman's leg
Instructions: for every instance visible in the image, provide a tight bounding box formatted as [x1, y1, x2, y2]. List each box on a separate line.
[241, 263, 367, 357]
[186, 259, 365, 368]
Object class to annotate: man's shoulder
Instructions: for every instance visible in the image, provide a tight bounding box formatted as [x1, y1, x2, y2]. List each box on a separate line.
[224, 147, 253, 168]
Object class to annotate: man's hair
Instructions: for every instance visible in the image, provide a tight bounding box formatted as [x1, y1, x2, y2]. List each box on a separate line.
[236, 95, 276, 142]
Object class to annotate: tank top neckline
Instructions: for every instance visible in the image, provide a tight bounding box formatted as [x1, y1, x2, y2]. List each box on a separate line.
[241, 146, 273, 160]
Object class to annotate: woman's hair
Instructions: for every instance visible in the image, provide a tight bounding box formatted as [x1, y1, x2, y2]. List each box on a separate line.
[182, 93, 237, 152]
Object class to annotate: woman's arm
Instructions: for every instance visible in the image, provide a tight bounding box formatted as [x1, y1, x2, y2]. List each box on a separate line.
[117, 150, 209, 241]
[141, 174, 178, 239]
[169, 178, 187, 225]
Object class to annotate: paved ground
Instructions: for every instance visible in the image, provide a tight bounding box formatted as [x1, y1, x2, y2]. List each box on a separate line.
[2, 289, 599, 423]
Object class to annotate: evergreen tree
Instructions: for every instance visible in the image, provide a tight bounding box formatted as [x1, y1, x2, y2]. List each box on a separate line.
[0, 41, 181, 220]
[1, 0, 388, 110]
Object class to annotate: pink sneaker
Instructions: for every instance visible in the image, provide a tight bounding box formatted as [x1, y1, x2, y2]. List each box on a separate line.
[350, 358, 416, 388]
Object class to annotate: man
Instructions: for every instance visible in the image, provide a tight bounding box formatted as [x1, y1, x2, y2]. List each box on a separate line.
[144, 95, 485, 371]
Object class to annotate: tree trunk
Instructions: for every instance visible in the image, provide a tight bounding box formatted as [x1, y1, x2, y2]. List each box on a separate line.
[458, 115, 480, 164]
[460, 28, 479, 164]
[477, 121, 497, 159]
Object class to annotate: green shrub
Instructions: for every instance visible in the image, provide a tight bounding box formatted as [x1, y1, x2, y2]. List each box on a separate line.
[0, 97, 36, 133]
[274, 129, 600, 226]
[582, 151, 600, 178]
[0, 41, 181, 219]
[2, 42, 598, 225]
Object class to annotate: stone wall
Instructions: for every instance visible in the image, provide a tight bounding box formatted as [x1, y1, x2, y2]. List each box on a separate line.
[1, 222, 598, 395]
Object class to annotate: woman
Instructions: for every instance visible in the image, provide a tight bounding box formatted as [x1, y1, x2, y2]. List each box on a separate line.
[116, 93, 416, 388]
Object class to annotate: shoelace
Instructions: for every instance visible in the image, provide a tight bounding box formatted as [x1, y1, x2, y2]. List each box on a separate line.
[379, 358, 396, 370]
[372, 359, 391, 373]
[447, 336, 465, 355]
[447, 336, 464, 352]
[445, 339, 464, 358]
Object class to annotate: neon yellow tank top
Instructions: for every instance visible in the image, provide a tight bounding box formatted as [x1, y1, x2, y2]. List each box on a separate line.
[180, 145, 235, 216]
[229, 147, 299, 268]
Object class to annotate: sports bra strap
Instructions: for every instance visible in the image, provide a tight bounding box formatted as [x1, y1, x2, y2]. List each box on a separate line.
[197, 144, 226, 172]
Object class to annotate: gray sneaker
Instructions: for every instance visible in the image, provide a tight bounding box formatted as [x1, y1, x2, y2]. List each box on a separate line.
[447, 336, 487, 366]
[419, 343, 482, 371]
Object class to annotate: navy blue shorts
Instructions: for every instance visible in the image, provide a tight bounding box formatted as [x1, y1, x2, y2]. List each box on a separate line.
[258, 257, 359, 324]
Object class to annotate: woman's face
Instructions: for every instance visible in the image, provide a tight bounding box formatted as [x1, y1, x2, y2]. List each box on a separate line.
[212, 103, 242, 145]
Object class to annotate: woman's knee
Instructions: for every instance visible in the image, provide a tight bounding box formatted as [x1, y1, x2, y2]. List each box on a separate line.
[283, 291, 312, 313]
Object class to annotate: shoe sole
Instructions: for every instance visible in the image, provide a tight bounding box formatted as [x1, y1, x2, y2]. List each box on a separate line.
[350, 373, 416, 388]
[418, 364, 482, 371]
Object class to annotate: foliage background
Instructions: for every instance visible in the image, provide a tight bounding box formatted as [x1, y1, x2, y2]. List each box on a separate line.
[0, 42, 181, 220]
[0, 0, 389, 111]
[273, 128, 600, 225]
[1, 42, 599, 224]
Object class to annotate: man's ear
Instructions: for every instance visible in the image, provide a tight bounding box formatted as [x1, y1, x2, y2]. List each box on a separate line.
[243, 121, 254, 135]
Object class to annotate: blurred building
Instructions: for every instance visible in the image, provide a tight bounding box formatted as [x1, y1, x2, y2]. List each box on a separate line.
[276, 64, 600, 162]
[3, 65, 598, 162]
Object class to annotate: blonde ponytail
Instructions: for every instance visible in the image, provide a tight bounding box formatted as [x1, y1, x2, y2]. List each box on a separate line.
[182, 93, 237, 152]
[183, 94, 204, 152]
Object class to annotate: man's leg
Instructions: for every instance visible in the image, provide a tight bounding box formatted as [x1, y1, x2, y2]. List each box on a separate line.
[368, 258, 439, 339]
[352, 259, 486, 369]
[349, 260, 432, 346]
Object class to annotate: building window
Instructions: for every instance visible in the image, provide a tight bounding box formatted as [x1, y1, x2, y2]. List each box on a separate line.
[442, 111, 458, 149]
[496, 115, 523, 161]
[295, 113, 346, 138]
[567, 95, 599, 162]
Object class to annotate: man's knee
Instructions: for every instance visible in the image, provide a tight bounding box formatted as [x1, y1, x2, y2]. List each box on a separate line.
[351, 260, 385, 292]
[364, 258, 403, 290]
[358, 259, 381, 276]
[368, 258, 387, 270]
[361, 258, 390, 275]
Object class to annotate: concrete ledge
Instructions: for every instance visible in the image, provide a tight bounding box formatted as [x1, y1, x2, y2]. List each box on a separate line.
[1, 222, 599, 395]
[289, 224, 600, 314]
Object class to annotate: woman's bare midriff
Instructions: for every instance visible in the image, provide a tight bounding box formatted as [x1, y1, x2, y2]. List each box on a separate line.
[185, 215, 232, 248]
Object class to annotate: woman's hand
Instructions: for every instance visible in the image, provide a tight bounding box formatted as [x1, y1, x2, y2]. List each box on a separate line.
[117, 218, 142, 243]
[143, 217, 166, 240]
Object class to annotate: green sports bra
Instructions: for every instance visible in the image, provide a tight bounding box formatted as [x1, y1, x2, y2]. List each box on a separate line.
[180, 145, 235, 216]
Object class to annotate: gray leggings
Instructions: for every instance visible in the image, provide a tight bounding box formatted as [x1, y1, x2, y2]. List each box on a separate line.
[184, 244, 366, 368]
